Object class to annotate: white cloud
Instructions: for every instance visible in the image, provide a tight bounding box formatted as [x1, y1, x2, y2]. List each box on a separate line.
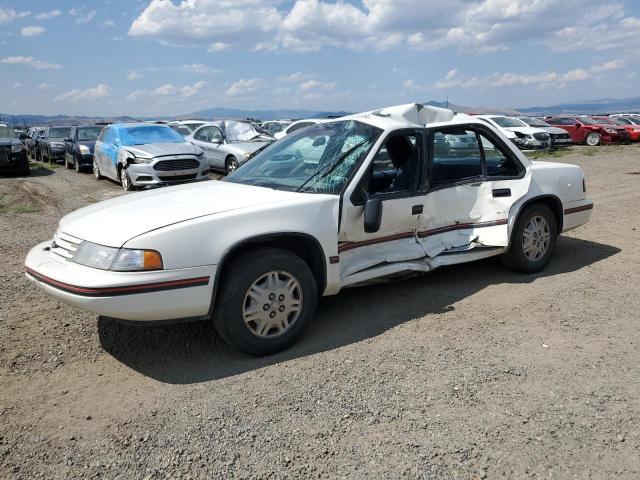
[225, 78, 266, 98]
[208, 42, 230, 52]
[54, 84, 112, 103]
[277, 72, 316, 84]
[126, 81, 208, 102]
[35, 10, 61, 21]
[0, 8, 30, 25]
[21, 26, 45, 37]
[37, 82, 53, 91]
[433, 60, 626, 90]
[13, 82, 22, 88]
[1, 56, 61, 70]
[180, 63, 221, 74]
[298, 79, 336, 91]
[126, 71, 145, 81]
[126, 0, 634, 55]
[100, 20, 115, 28]
[70, 8, 97, 25]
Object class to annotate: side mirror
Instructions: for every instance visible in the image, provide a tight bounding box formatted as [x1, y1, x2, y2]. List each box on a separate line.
[64, 138, 72, 142]
[363, 197, 383, 233]
[574, 123, 581, 127]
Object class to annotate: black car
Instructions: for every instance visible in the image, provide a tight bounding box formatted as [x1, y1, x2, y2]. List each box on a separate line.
[25, 127, 45, 159]
[42, 126, 73, 164]
[64, 125, 103, 172]
[0, 123, 29, 176]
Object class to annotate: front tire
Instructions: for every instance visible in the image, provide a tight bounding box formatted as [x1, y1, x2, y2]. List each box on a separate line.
[501, 203, 558, 274]
[93, 160, 102, 180]
[75, 155, 82, 173]
[214, 248, 318, 355]
[585, 132, 601, 146]
[119, 166, 134, 191]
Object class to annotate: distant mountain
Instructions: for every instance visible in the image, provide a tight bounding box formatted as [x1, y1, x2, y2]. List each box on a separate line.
[0, 113, 140, 127]
[184, 107, 352, 121]
[517, 96, 640, 116]
[4, 96, 640, 127]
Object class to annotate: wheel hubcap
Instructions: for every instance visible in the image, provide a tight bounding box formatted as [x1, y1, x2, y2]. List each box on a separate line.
[242, 271, 303, 338]
[522, 215, 551, 262]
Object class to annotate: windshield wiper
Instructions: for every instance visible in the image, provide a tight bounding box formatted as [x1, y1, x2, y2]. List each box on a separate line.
[296, 139, 368, 193]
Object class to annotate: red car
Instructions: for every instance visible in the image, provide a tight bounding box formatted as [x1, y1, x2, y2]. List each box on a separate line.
[591, 116, 640, 142]
[545, 116, 629, 146]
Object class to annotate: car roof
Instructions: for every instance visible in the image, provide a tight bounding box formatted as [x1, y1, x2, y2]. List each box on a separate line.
[111, 122, 171, 130]
[341, 103, 477, 131]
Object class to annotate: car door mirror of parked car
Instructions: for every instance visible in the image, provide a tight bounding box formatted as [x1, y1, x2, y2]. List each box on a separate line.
[363, 197, 383, 233]
[574, 123, 581, 127]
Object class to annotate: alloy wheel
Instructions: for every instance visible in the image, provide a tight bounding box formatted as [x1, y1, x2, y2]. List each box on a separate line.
[522, 215, 551, 262]
[586, 133, 600, 146]
[242, 271, 303, 338]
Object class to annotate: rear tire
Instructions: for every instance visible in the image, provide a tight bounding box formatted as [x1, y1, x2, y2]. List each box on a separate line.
[585, 132, 600, 146]
[501, 203, 558, 274]
[213, 248, 318, 356]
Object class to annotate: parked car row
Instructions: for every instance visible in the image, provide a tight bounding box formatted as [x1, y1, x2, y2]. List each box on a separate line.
[0, 122, 30, 176]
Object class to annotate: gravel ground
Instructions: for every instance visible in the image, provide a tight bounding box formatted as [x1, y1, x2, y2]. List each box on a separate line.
[1, 147, 639, 479]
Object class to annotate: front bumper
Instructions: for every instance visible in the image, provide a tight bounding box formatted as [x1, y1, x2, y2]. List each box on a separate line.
[25, 240, 216, 322]
[126, 156, 209, 187]
[0, 150, 28, 173]
[514, 139, 551, 150]
[78, 153, 94, 167]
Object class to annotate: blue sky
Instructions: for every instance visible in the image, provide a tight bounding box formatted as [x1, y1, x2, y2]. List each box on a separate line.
[1, 0, 639, 116]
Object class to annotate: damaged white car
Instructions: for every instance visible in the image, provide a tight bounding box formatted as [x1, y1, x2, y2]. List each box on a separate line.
[25, 104, 593, 355]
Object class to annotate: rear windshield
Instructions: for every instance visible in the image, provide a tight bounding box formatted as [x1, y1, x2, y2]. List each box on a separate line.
[0, 126, 15, 138]
[119, 125, 185, 146]
[491, 117, 524, 128]
[77, 126, 103, 141]
[49, 127, 72, 138]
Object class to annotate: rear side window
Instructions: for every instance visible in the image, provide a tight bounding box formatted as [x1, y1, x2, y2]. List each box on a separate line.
[430, 126, 522, 185]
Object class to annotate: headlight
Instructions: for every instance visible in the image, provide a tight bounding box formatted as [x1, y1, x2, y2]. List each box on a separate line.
[71, 241, 163, 271]
[79, 145, 91, 155]
[604, 128, 617, 134]
[11, 145, 24, 153]
[129, 153, 152, 164]
[633, 129, 640, 133]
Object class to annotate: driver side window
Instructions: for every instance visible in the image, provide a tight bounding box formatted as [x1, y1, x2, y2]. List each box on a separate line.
[366, 132, 422, 196]
[194, 127, 211, 142]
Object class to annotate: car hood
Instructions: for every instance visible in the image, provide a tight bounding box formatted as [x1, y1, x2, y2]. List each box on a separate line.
[0, 138, 22, 147]
[121, 142, 200, 158]
[500, 126, 548, 135]
[59, 180, 302, 247]
[539, 126, 570, 135]
[226, 140, 271, 155]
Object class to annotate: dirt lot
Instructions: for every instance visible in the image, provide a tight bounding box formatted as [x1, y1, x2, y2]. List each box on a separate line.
[1, 147, 639, 479]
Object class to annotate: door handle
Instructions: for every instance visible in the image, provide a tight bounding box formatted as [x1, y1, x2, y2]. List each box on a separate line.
[492, 188, 511, 198]
[412, 205, 423, 215]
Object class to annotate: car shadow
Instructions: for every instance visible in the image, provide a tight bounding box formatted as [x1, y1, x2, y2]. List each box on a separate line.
[98, 236, 620, 384]
[28, 165, 55, 177]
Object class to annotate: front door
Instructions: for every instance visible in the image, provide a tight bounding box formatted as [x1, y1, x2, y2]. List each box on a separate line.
[418, 124, 530, 257]
[339, 130, 428, 285]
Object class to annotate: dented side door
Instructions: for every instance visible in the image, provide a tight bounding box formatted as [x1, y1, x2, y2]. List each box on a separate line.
[418, 125, 531, 258]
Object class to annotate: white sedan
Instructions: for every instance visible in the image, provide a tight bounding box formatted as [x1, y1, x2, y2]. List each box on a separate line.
[25, 104, 593, 355]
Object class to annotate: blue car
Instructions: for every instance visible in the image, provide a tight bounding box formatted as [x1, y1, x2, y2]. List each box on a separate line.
[93, 123, 209, 191]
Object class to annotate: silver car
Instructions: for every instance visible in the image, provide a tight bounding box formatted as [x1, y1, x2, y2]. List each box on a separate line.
[517, 117, 573, 148]
[93, 123, 209, 191]
[187, 120, 273, 174]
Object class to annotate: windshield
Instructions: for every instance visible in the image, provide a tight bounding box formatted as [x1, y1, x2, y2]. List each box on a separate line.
[0, 126, 15, 138]
[225, 120, 382, 194]
[170, 125, 192, 136]
[491, 117, 525, 128]
[49, 127, 72, 138]
[224, 121, 263, 142]
[77, 126, 102, 141]
[579, 117, 600, 125]
[520, 117, 548, 127]
[592, 118, 613, 125]
[119, 125, 185, 146]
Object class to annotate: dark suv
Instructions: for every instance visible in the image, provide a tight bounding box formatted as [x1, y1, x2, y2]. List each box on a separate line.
[64, 125, 103, 172]
[0, 123, 30, 176]
[42, 126, 73, 164]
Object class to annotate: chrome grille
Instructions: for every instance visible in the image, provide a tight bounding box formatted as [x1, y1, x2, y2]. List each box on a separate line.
[50, 231, 82, 262]
[154, 158, 199, 171]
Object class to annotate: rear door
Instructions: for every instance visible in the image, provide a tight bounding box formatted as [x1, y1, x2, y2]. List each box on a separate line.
[418, 124, 530, 257]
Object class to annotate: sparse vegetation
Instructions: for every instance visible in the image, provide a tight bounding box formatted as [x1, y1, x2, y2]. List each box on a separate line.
[527, 148, 572, 160]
